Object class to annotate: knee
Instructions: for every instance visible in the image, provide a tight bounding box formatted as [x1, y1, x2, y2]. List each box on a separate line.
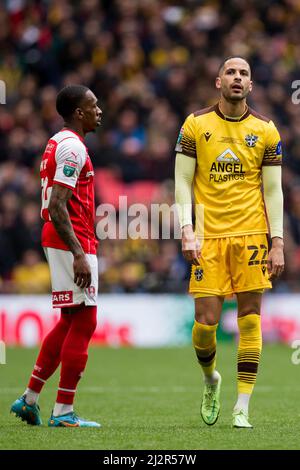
[238, 312, 261, 331]
[195, 311, 218, 326]
[238, 304, 260, 318]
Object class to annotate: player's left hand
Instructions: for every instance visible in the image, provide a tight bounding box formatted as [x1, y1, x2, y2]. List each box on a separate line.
[267, 238, 284, 281]
[73, 253, 92, 288]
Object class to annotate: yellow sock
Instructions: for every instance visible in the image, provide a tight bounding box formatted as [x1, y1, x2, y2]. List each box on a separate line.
[192, 321, 218, 377]
[237, 314, 262, 394]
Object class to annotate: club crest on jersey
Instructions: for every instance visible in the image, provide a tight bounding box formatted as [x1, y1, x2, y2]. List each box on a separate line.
[245, 134, 258, 147]
[194, 267, 203, 281]
[87, 286, 96, 297]
[63, 159, 78, 177]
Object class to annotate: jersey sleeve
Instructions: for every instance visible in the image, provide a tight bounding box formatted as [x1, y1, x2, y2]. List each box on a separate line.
[175, 114, 197, 158]
[53, 138, 87, 189]
[262, 121, 282, 166]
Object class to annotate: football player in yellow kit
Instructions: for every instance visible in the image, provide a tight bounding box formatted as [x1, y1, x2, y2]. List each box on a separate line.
[175, 57, 284, 428]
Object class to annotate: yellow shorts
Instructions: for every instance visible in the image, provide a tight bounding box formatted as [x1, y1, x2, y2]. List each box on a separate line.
[189, 234, 272, 297]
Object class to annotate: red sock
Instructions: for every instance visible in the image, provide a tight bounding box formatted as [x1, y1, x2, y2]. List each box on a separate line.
[27, 309, 72, 393]
[56, 305, 97, 405]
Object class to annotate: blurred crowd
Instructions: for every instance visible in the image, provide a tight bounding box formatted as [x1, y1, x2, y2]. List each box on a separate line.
[1, 0, 300, 294]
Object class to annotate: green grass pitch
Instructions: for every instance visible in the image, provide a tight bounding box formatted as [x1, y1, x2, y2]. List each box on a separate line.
[0, 343, 299, 450]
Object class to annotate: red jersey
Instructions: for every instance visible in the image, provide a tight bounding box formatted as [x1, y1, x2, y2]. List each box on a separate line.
[40, 129, 97, 254]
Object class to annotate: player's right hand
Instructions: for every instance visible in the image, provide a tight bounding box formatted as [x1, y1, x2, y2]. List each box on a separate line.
[181, 226, 201, 265]
[73, 253, 92, 289]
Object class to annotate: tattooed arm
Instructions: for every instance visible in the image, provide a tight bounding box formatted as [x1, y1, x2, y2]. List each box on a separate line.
[48, 184, 91, 288]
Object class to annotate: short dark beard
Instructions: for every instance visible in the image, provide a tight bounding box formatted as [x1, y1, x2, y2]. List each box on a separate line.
[222, 89, 248, 103]
[227, 95, 245, 103]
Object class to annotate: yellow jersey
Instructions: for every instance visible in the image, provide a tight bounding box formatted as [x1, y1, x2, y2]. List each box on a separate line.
[175, 104, 282, 238]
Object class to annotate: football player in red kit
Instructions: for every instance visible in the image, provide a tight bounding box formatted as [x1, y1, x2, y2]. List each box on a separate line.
[11, 85, 102, 427]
